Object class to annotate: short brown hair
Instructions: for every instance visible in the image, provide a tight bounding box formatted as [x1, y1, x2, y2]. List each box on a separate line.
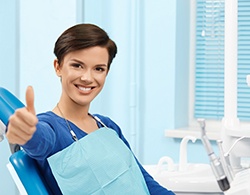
[54, 23, 117, 70]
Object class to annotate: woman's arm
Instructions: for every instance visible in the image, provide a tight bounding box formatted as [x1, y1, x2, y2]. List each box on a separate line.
[21, 121, 56, 160]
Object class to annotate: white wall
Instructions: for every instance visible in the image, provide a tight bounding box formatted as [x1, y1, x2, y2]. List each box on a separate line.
[0, 1, 19, 194]
[19, 0, 78, 112]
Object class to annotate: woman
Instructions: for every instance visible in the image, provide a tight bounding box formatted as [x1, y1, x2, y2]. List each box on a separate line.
[6, 23, 175, 195]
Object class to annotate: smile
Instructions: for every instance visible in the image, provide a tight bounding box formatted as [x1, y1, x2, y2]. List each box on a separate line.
[77, 86, 92, 92]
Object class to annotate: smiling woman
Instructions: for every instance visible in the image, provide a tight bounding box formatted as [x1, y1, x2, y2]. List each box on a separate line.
[5, 23, 175, 195]
[54, 47, 109, 111]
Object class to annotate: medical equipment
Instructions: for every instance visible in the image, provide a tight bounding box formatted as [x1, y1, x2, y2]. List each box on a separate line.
[198, 0, 250, 184]
[196, 74, 250, 194]
[199, 115, 250, 194]
[198, 119, 230, 191]
[144, 135, 222, 195]
[215, 74, 250, 195]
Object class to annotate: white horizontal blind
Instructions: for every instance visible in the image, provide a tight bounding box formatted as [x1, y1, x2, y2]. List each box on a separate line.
[194, 0, 250, 121]
[195, 0, 225, 119]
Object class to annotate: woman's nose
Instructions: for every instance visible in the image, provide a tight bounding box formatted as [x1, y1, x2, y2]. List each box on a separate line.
[80, 70, 92, 82]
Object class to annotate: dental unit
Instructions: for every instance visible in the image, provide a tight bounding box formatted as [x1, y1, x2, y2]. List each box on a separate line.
[144, 135, 222, 195]
[196, 112, 250, 195]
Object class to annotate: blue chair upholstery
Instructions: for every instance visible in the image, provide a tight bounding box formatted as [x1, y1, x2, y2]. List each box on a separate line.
[9, 150, 50, 195]
[0, 87, 24, 125]
[0, 87, 50, 194]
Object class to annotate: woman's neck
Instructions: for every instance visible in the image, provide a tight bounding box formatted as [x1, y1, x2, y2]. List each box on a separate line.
[53, 100, 98, 134]
[53, 99, 90, 122]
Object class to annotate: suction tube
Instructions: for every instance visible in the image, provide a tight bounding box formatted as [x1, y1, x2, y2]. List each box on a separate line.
[198, 119, 230, 192]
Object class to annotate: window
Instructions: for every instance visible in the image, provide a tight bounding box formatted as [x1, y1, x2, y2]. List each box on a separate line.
[194, 0, 250, 122]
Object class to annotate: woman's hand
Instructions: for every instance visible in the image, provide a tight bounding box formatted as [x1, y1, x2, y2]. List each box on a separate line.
[6, 86, 38, 145]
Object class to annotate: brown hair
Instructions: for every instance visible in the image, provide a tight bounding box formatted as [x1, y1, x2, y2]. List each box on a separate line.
[54, 23, 117, 70]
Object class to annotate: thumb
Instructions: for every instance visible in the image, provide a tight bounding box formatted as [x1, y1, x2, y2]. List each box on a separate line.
[26, 86, 36, 115]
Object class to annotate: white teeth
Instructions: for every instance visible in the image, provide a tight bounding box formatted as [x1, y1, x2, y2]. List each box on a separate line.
[78, 86, 91, 91]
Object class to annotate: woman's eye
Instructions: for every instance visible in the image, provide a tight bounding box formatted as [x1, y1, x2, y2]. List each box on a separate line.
[72, 64, 82, 68]
[96, 67, 106, 72]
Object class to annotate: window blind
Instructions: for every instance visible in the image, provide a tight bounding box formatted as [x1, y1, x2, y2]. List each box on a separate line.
[195, 0, 250, 121]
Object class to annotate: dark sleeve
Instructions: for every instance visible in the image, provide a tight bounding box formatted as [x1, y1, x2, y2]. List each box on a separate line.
[21, 121, 56, 160]
[94, 114, 175, 195]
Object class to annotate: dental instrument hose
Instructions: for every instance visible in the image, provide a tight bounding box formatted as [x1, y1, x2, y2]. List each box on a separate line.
[197, 119, 230, 192]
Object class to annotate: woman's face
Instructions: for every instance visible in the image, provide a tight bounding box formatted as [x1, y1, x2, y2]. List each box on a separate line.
[54, 46, 109, 107]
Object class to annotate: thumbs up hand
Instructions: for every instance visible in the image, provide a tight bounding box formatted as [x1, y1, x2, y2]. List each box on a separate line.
[6, 86, 38, 145]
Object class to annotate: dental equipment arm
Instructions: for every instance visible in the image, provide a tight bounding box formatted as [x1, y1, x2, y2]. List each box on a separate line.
[198, 118, 230, 191]
[217, 140, 234, 183]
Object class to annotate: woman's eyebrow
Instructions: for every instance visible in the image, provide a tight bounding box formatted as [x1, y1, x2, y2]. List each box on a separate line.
[70, 59, 107, 67]
[70, 59, 84, 64]
[96, 64, 108, 67]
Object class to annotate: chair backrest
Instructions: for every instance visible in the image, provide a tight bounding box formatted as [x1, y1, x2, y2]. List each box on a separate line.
[0, 87, 24, 125]
[0, 87, 50, 194]
[9, 150, 50, 195]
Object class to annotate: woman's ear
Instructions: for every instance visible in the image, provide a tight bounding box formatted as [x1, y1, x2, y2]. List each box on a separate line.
[54, 59, 61, 77]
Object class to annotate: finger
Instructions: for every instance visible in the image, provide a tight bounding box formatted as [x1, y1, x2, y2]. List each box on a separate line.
[6, 129, 32, 145]
[8, 113, 37, 135]
[26, 86, 36, 115]
[9, 113, 37, 133]
[14, 108, 38, 127]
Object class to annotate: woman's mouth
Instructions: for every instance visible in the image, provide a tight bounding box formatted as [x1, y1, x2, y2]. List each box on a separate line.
[78, 86, 91, 91]
[75, 85, 94, 93]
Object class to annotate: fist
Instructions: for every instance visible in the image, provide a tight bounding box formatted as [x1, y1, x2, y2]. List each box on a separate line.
[6, 86, 38, 145]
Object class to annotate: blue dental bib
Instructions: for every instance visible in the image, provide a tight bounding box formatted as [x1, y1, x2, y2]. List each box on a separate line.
[48, 127, 150, 195]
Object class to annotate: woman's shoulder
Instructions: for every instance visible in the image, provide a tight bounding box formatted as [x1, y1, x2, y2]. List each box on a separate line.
[37, 111, 62, 125]
[92, 114, 117, 126]
[37, 111, 56, 119]
[93, 114, 131, 148]
[92, 114, 122, 134]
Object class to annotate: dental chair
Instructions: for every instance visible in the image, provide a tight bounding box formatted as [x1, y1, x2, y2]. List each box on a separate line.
[0, 87, 50, 195]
